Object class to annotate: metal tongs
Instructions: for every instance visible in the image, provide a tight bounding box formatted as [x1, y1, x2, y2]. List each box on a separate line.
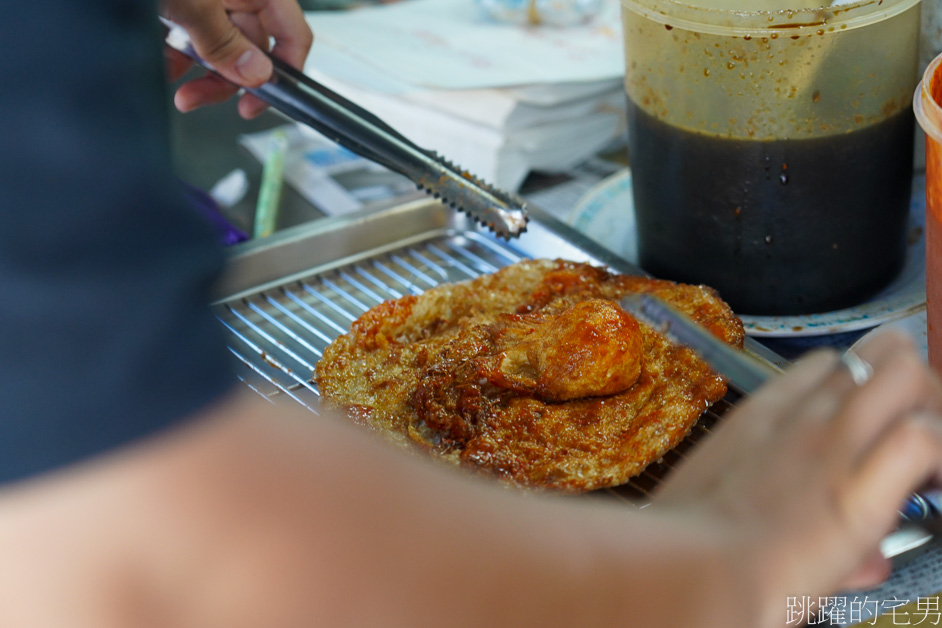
[161, 18, 529, 239]
[621, 293, 942, 559]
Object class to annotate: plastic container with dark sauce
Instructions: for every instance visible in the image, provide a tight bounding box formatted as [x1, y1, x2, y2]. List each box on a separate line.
[621, 0, 921, 315]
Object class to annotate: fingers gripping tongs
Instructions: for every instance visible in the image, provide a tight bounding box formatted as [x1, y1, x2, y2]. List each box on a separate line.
[161, 19, 529, 239]
[622, 294, 942, 559]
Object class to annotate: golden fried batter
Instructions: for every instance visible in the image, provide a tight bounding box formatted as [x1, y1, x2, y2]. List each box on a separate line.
[478, 299, 643, 402]
[315, 259, 744, 492]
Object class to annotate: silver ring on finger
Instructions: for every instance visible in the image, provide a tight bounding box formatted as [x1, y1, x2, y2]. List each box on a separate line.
[840, 350, 874, 387]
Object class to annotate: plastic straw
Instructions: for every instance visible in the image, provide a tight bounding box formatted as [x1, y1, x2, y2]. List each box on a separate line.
[253, 130, 288, 238]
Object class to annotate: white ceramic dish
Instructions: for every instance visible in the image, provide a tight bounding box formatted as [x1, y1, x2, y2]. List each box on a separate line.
[568, 170, 927, 338]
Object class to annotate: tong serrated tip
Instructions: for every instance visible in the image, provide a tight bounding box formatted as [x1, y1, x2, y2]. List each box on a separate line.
[417, 158, 529, 239]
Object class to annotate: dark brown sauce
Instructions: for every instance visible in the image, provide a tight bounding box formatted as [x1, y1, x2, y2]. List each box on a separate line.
[627, 101, 914, 315]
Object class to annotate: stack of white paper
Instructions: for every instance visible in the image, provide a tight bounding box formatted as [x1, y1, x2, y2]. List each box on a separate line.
[300, 0, 627, 191]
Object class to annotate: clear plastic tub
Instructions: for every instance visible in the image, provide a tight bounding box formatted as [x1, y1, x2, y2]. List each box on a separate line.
[621, 0, 921, 315]
[914, 50, 942, 372]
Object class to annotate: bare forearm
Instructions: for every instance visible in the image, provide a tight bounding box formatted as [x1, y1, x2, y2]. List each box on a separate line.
[0, 391, 762, 628]
[138, 393, 759, 627]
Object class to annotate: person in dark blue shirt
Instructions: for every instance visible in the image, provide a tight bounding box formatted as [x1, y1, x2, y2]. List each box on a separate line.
[0, 2, 941, 626]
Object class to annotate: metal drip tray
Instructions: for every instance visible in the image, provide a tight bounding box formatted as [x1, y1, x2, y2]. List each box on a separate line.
[214, 198, 785, 500]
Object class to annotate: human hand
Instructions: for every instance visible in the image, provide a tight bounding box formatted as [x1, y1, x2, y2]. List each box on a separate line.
[656, 331, 942, 623]
[161, 0, 313, 119]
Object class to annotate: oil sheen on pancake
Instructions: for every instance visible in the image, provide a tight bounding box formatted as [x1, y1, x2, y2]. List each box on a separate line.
[315, 259, 744, 492]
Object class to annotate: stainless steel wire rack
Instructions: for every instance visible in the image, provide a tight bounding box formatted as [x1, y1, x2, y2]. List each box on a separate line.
[218, 230, 530, 415]
[214, 199, 775, 502]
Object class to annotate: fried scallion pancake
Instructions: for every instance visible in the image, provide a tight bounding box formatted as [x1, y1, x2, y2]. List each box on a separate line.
[315, 259, 744, 492]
